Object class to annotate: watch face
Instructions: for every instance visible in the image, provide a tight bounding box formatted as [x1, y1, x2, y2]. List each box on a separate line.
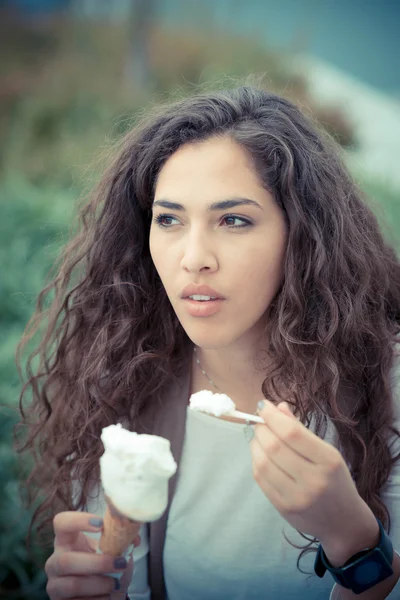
[341, 548, 394, 594]
[354, 560, 382, 585]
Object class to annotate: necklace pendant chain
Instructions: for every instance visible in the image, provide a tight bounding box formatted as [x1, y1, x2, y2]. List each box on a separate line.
[193, 346, 255, 441]
[194, 346, 221, 392]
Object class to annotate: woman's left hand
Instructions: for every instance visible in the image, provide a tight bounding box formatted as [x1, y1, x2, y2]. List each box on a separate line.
[251, 399, 370, 547]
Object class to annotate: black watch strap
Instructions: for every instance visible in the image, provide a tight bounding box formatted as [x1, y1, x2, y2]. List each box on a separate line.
[314, 518, 394, 594]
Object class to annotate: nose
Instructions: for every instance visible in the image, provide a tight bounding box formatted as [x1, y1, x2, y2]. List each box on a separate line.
[180, 229, 218, 273]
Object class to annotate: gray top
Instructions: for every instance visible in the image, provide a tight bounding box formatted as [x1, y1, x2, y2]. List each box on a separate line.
[124, 402, 400, 600]
[80, 350, 400, 599]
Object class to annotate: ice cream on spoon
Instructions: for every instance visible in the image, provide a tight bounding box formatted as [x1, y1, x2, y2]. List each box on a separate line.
[189, 390, 265, 423]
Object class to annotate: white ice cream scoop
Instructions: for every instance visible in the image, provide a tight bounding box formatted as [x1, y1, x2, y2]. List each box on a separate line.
[99, 424, 177, 523]
[189, 390, 265, 423]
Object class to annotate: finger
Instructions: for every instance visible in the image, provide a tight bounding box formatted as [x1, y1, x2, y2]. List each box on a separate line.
[46, 574, 116, 599]
[53, 512, 104, 549]
[111, 556, 135, 599]
[257, 400, 331, 462]
[133, 534, 141, 548]
[277, 402, 299, 420]
[45, 550, 128, 579]
[85, 535, 100, 553]
[252, 426, 299, 482]
[250, 435, 289, 507]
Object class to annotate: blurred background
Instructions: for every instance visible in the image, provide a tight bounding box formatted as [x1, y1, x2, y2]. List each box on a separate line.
[1, 1, 399, 598]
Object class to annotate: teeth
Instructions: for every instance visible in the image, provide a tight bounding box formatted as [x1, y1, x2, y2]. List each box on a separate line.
[189, 295, 217, 301]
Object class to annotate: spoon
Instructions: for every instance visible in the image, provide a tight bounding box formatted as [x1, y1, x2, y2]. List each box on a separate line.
[228, 410, 265, 423]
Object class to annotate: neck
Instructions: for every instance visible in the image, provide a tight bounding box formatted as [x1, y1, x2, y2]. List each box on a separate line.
[191, 343, 272, 413]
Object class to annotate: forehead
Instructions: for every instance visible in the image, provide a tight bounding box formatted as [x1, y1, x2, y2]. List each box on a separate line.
[155, 136, 262, 194]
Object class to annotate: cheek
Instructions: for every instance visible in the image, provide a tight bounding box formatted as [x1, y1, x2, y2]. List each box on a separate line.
[149, 233, 176, 289]
[149, 229, 163, 265]
[149, 232, 164, 278]
[241, 237, 286, 280]
[149, 228, 155, 257]
[237, 241, 286, 302]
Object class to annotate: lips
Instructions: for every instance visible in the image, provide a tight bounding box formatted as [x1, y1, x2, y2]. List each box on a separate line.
[180, 284, 225, 300]
[183, 297, 224, 317]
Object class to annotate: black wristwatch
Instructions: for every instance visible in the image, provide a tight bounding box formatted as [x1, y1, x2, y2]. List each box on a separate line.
[314, 518, 394, 594]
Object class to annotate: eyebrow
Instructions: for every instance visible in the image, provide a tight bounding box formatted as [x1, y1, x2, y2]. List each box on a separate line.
[152, 197, 263, 212]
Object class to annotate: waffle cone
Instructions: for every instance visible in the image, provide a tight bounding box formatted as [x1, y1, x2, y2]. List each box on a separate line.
[99, 495, 142, 556]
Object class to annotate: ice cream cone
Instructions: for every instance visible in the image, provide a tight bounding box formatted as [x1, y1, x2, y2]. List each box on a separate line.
[99, 424, 177, 557]
[99, 495, 141, 557]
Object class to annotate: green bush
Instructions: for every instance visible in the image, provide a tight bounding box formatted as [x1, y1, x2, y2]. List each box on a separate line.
[1, 178, 75, 599]
[353, 173, 400, 255]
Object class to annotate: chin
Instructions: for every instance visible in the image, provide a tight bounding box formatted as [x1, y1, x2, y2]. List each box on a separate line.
[184, 332, 237, 350]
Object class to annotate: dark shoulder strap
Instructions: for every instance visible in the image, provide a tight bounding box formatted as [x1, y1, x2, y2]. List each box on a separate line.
[141, 363, 191, 599]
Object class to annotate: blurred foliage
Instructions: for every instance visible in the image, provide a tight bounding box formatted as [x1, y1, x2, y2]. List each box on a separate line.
[0, 8, 397, 600]
[359, 176, 400, 254]
[1, 178, 75, 599]
[0, 12, 356, 187]
[0, 408, 49, 600]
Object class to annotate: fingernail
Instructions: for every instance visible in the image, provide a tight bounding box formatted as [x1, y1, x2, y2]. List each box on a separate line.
[114, 578, 121, 590]
[89, 517, 103, 528]
[257, 400, 265, 411]
[114, 556, 127, 569]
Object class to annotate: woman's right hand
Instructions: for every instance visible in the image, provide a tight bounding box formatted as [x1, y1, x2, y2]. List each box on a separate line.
[45, 511, 139, 600]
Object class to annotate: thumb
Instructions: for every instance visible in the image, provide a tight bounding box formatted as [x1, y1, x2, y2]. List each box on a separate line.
[110, 555, 134, 600]
[278, 401, 300, 420]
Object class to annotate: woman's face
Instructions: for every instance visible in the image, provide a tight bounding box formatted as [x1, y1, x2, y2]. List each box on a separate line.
[149, 136, 288, 350]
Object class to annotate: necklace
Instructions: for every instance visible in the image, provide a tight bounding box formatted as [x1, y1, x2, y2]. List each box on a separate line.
[193, 346, 256, 442]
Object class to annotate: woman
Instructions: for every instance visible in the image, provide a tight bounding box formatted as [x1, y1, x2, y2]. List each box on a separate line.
[16, 83, 400, 600]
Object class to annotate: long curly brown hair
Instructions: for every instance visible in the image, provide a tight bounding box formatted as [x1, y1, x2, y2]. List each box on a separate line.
[16, 81, 400, 574]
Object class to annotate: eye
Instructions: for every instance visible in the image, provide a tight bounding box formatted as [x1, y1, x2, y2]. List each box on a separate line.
[154, 215, 177, 228]
[221, 215, 252, 229]
[153, 214, 253, 229]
